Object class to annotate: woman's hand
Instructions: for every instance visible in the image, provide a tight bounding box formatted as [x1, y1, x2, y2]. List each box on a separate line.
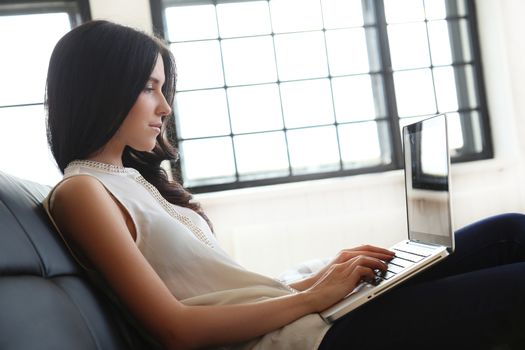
[289, 245, 395, 292]
[302, 252, 391, 312]
[317, 245, 395, 278]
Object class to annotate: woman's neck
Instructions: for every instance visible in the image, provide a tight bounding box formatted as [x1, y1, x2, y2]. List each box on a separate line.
[86, 140, 125, 167]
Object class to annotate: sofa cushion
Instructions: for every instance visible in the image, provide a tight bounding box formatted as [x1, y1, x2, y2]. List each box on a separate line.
[0, 171, 131, 349]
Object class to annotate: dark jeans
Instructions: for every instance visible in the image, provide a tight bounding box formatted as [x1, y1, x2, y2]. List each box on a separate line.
[318, 213, 525, 350]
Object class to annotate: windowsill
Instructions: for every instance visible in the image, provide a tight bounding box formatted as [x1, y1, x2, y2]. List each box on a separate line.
[195, 157, 510, 205]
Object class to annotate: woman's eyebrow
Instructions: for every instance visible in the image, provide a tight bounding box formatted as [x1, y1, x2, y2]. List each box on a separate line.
[148, 77, 164, 85]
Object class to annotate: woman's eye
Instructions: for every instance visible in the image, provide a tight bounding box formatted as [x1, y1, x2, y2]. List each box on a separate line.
[144, 86, 154, 93]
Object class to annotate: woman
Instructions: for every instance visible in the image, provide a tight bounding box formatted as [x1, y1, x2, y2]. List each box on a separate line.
[44, 20, 525, 349]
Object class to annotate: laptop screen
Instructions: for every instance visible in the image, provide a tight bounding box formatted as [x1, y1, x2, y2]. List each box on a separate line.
[403, 114, 454, 249]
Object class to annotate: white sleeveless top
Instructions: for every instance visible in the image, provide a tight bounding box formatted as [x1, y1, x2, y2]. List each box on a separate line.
[46, 160, 330, 350]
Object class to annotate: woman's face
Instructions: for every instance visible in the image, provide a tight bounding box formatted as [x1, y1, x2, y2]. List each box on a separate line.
[116, 54, 172, 152]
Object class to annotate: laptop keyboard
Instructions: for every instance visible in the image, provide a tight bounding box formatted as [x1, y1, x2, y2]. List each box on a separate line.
[370, 245, 433, 286]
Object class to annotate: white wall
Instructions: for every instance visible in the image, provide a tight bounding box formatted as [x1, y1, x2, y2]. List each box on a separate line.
[89, 0, 152, 32]
[88, 0, 525, 277]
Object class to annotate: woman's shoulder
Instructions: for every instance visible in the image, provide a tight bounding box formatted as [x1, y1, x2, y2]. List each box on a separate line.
[52, 174, 107, 205]
[49, 174, 121, 226]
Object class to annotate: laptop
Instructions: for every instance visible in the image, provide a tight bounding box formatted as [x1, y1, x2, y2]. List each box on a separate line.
[320, 114, 455, 323]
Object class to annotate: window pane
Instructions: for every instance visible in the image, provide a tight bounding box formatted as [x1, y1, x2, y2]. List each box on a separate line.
[274, 32, 328, 81]
[332, 75, 384, 122]
[0, 105, 61, 185]
[433, 66, 458, 112]
[326, 28, 369, 76]
[424, 0, 447, 20]
[427, 20, 452, 65]
[175, 89, 230, 139]
[445, 112, 465, 151]
[180, 137, 236, 185]
[427, 19, 472, 64]
[217, 1, 271, 38]
[280, 79, 334, 128]
[287, 126, 340, 174]
[0, 13, 70, 106]
[444, 111, 481, 157]
[165, 5, 218, 41]
[338, 121, 390, 168]
[270, 0, 323, 33]
[394, 69, 437, 117]
[221, 36, 277, 86]
[321, 0, 364, 28]
[388, 22, 430, 70]
[384, 0, 425, 23]
[228, 84, 283, 133]
[171, 41, 224, 90]
[234, 132, 289, 179]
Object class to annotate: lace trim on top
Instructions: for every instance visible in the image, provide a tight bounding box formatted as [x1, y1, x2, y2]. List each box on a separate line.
[67, 159, 134, 174]
[134, 175, 214, 248]
[65, 160, 214, 248]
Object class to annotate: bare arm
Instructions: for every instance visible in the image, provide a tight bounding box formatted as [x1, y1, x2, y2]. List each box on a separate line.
[51, 176, 387, 349]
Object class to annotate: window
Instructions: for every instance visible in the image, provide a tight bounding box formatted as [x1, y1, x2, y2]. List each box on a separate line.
[151, 0, 491, 193]
[0, 1, 90, 185]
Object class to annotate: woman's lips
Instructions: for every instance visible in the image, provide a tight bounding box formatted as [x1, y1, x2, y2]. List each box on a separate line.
[150, 123, 162, 133]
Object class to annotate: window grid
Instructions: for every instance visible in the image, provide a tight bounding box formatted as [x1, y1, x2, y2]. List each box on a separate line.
[152, 0, 492, 193]
[0, 0, 90, 107]
[213, 7, 241, 181]
[0, 0, 90, 185]
[170, 2, 391, 184]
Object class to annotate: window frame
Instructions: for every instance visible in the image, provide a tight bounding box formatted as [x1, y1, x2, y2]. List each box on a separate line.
[0, 0, 91, 116]
[0, 0, 90, 24]
[150, 0, 493, 194]
[0, 0, 91, 184]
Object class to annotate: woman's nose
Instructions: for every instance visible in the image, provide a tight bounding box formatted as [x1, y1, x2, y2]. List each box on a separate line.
[157, 95, 172, 116]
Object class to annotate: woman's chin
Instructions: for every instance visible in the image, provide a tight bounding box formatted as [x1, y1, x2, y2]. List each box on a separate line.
[130, 143, 157, 153]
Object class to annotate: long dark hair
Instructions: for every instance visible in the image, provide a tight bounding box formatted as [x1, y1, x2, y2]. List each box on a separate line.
[45, 20, 211, 228]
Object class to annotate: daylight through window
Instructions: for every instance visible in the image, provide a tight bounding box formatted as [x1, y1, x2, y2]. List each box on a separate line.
[0, 1, 89, 185]
[154, 0, 491, 192]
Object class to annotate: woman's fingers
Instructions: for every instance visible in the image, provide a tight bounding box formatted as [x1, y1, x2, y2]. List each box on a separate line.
[349, 244, 395, 256]
[332, 256, 387, 282]
[346, 255, 388, 273]
[335, 249, 394, 264]
[349, 265, 376, 284]
[330, 257, 385, 291]
[349, 251, 393, 261]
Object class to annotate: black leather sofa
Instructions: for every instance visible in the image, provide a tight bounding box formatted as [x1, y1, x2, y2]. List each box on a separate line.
[0, 170, 147, 349]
